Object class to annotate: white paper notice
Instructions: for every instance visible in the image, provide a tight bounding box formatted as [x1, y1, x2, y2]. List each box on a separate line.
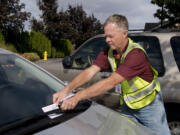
[47, 113, 62, 119]
[42, 104, 62, 119]
[42, 93, 74, 119]
[42, 104, 59, 113]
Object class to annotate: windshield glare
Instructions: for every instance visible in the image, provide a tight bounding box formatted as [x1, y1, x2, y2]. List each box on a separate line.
[0, 54, 64, 127]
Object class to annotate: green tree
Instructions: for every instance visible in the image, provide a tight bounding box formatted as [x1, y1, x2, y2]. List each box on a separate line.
[35, 1, 103, 50]
[151, 0, 180, 26]
[31, 17, 45, 33]
[0, 0, 31, 43]
[65, 5, 103, 48]
[37, 0, 62, 46]
[17, 31, 31, 53]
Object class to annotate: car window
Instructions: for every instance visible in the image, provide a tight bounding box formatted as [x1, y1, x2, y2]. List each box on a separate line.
[71, 35, 165, 76]
[130, 36, 165, 77]
[71, 37, 108, 69]
[0, 54, 64, 127]
[170, 36, 180, 71]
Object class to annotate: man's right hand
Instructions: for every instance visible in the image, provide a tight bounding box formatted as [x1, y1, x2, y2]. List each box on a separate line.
[53, 89, 68, 105]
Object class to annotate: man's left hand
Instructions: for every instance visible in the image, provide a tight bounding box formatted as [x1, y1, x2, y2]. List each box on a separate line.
[60, 96, 79, 110]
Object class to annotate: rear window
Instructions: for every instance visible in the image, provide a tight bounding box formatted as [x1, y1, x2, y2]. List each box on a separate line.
[130, 36, 165, 77]
[170, 36, 180, 71]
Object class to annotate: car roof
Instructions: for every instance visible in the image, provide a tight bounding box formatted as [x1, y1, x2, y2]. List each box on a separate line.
[93, 32, 180, 37]
[128, 31, 180, 36]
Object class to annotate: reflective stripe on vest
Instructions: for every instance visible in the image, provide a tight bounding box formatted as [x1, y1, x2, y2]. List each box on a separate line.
[124, 80, 157, 102]
[108, 38, 160, 109]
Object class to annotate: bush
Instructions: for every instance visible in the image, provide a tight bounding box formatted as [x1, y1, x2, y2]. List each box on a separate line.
[0, 32, 17, 52]
[51, 47, 56, 58]
[55, 51, 64, 58]
[0, 43, 6, 48]
[29, 31, 51, 58]
[0, 32, 5, 45]
[22, 52, 40, 62]
[60, 39, 73, 56]
[65, 39, 73, 56]
[5, 43, 17, 52]
[18, 31, 31, 53]
[0, 43, 17, 53]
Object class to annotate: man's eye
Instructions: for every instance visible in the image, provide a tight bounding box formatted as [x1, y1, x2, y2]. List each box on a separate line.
[106, 36, 112, 39]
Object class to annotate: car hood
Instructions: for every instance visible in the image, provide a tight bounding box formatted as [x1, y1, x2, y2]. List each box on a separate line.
[35, 102, 155, 135]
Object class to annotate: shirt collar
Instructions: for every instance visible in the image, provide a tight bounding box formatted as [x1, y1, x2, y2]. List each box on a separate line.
[113, 38, 130, 56]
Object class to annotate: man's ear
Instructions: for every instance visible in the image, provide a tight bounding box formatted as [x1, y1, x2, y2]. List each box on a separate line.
[123, 30, 128, 38]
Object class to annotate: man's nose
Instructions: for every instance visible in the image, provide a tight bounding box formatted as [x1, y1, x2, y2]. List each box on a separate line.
[106, 37, 110, 42]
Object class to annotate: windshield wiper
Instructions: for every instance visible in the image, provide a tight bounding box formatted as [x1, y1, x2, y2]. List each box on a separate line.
[0, 113, 46, 134]
[45, 99, 92, 115]
[0, 100, 92, 135]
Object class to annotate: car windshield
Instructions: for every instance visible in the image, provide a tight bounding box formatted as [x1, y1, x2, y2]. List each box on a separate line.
[0, 53, 64, 128]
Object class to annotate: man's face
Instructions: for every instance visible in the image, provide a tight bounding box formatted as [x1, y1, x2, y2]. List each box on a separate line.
[104, 23, 127, 51]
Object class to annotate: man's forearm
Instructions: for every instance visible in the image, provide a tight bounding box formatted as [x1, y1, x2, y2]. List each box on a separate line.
[75, 77, 115, 101]
[65, 65, 100, 93]
[75, 72, 125, 101]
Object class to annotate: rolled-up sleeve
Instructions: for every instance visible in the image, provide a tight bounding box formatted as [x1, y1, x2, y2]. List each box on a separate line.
[93, 48, 110, 71]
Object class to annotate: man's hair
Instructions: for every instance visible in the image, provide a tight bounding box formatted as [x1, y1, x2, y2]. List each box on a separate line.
[104, 14, 129, 31]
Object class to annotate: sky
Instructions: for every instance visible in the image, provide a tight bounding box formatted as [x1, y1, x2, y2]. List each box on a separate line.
[20, 0, 160, 30]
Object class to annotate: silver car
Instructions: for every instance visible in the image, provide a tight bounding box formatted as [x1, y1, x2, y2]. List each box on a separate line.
[0, 49, 155, 135]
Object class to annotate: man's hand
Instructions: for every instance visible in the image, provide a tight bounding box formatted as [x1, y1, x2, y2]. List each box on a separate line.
[53, 89, 80, 110]
[53, 89, 68, 105]
[60, 96, 79, 110]
[52, 65, 100, 110]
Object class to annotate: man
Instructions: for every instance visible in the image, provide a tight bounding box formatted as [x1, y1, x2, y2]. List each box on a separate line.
[53, 14, 170, 135]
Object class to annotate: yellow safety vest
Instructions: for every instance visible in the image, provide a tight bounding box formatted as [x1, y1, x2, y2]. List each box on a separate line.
[108, 38, 160, 109]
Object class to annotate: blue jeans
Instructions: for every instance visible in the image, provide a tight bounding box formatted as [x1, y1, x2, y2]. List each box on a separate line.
[121, 91, 171, 135]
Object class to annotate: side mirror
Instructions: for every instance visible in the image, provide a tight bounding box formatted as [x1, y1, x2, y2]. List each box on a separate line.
[63, 56, 73, 68]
